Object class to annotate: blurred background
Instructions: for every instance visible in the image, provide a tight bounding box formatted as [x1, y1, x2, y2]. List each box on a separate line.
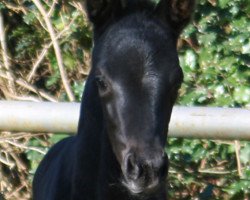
[0, 0, 249, 199]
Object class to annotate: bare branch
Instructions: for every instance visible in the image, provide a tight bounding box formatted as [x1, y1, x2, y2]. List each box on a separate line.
[234, 140, 242, 177]
[27, 14, 79, 82]
[32, 0, 75, 101]
[0, 90, 41, 102]
[0, 11, 16, 94]
[47, 0, 58, 17]
[0, 71, 58, 102]
[71, 1, 88, 18]
[2, 2, 27, 14]
[5, 140, 46, 155]
[0, 132, 47, 140]
[0, 153, 15, 168]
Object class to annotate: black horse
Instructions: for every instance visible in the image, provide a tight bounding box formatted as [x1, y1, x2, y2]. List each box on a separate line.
[33, 0, 195, 199]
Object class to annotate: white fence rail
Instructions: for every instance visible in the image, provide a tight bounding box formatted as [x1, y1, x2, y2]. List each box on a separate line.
[0, 101, 250, 140]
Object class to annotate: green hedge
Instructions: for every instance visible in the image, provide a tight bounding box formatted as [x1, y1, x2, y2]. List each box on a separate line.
[169, 0, 250, 198]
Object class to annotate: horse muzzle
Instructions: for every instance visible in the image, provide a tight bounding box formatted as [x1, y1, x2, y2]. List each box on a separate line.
[121, 151, 168, 194]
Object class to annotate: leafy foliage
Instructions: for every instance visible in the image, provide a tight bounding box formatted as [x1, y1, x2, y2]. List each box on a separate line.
[167, 0, 250, 198]
[0, 0, 249, 199]
[178, 0, 250, 107]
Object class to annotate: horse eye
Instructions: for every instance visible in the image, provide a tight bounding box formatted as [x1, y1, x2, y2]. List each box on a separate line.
[95, 76, 108, 91]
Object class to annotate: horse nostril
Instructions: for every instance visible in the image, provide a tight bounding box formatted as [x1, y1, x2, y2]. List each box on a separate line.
[122, 152, 168, 194]
[122, 152, 168, 186]
[124, 154, 142, 180]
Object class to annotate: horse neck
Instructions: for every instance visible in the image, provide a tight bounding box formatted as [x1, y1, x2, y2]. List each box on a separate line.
[73, 74, 121, 198]
[76, 73, 106, 164]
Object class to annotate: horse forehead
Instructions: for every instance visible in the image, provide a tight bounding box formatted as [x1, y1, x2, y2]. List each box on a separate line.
[100, 32, 174, 73]
[100, 14, 174, 57]
[104, 26, 171, 56]
[94, 14, 178, 82]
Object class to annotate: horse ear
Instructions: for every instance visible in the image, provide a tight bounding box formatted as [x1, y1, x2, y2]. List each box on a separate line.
[85, 0, 121, 26]
[156, 0, 196, 34]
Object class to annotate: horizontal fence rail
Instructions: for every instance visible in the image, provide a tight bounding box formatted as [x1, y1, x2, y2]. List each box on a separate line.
[0, 101, 250, 140]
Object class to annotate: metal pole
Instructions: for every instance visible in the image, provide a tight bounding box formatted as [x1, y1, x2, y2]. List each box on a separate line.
[0, 101, 79, 133]
[169, 106, 250, 140]
[0, 101, 250, 140]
